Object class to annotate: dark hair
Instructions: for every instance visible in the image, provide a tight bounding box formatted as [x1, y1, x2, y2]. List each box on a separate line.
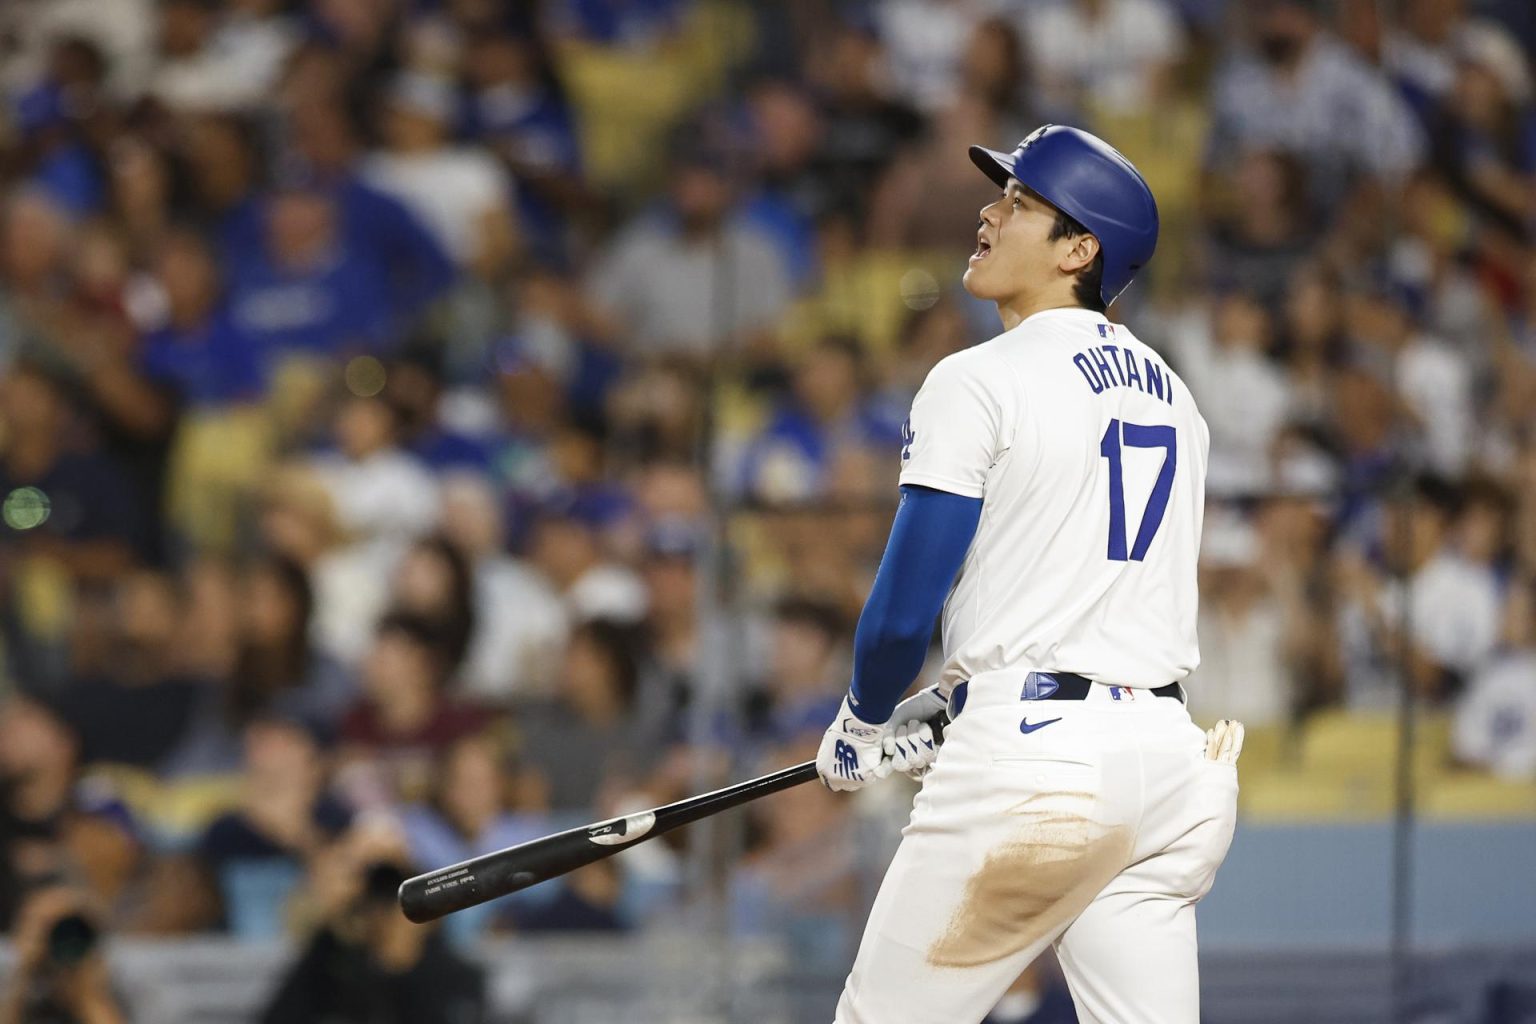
[773, 596, 846, 645]
[1025, 186, 1107, 313]
[376, 609, 453, 684]
[1410, 474, 1462, 520]
[404, 535, 477, 674]
[570, 619, 642, 710]
[229, 555, 314, 725]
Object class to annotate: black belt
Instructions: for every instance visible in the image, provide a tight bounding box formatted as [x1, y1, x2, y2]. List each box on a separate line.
[949, 672, 1184, 719]
[1036, 672, 1183, 701]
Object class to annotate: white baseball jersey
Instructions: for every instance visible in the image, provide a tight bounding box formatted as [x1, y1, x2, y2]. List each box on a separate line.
[839, 307, 1234, 1024]
[898, 306, 1209, 692]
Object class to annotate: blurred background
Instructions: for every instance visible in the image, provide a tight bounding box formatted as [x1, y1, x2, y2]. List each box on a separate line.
[0, 0, 1532, 1021]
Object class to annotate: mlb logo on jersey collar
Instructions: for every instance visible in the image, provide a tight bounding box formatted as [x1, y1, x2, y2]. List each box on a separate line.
[1109, 685, 1135, 701]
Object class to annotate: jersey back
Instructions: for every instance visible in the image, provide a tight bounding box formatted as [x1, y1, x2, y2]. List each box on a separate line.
[898, 307, 1209, 691]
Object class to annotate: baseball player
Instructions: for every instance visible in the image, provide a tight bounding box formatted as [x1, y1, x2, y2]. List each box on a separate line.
[816, 125, 1243, 1024]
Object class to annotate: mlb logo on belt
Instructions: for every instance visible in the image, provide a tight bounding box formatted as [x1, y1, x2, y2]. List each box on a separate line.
[1109, 685, 1135, 701]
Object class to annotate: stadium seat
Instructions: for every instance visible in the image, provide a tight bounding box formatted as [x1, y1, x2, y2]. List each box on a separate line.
[89, 766, 244, 848]
[166, 406, 274, 553]
[1238, 768, 1394, 820]
[1417, 773, 1536, 820]
[1294, 709, 1451, 782]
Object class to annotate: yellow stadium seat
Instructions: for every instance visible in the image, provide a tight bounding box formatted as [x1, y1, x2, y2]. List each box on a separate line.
[556, 2, 754, 197]
[1418, 773, 1536, 820]
[1295, 710, 1452, 781]
[1239, 768, 1394, 821]
[166, 405, 274, 553]
[85, 765, 243, 844]
[1230, 723, 1292, 775]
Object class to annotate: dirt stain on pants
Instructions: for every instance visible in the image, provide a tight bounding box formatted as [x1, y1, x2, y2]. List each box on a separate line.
[926, 802, 1132, 969]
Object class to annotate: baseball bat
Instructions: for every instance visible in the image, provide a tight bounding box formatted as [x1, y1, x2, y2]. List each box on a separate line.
[398, 712, 946, 923]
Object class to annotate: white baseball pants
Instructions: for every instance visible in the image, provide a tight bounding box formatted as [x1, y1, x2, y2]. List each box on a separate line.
[835, 673, 1238, 1024]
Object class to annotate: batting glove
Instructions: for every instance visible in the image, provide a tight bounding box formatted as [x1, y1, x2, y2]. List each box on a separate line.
[883, 685, 946, 780]
[1203, 719, 1245, 764]
[816, 696, 892, 792]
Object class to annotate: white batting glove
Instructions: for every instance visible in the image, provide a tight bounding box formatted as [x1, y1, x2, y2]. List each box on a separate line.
[883, 686, 947, 779]
[1204, 719, 1245, 764]
[816, 696, 892, 792]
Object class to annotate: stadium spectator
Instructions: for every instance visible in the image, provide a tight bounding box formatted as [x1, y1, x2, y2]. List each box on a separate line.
[10, 35, 109, 219]
[262, 821, 486, 1024]
[869, 18, 1050, 251]
[1383, 0, 1530, 116]
[1164, 292, 1294, 497]
[146, 0, 295, 114]
[268, 89, 461, 317]
[526, 505, 648, 624]
[1423, 27, 1536, 234]
[437, 474, 567, 701]
[1022, 0, 1187, 117]
[0, 884, 129, 1024]
[512, 620, 659, 814]
[1336, 475, 1503, 706]
[338, 612, 492, 809]
[399, 733, 548, 943]
[309, 395, 441, 545]
[1345, 283, 1475, 478]
[138, 229, 265, 410]
[735, 335, 898, 503]
[587, 140, 793, 358]
[0, 363, 144, 583]
[0, 698, 139, 932]
[227, 184, 396, 358]
[801, 21, 924, 230]
[389, 535, 476, 679]
[162, 555, 352, 777]
[1454, 579, 1536, 780]
[739, 597, 848, 749]
[166, 718, 351, 938]
[872, 0, 994, 115]
[1206, 0, 1425, 206]
[1201, 148, 1318, 307]
[52, 570, 205, 769]
[463, 31, 585, 257]
[363, 73, 518, 278]
[730, 736, 860, 966]
[1187, 511, 1293, 727]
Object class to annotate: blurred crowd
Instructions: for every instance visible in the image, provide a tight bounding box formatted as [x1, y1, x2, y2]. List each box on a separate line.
[0, 0, 1532, 1018]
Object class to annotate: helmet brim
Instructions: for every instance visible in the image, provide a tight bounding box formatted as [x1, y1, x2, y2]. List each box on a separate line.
[968, 145, 1017, 191]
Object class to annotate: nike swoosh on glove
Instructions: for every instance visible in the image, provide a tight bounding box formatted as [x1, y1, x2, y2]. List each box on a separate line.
[884, 685, 946, 779]
[816, 696, 892, 792]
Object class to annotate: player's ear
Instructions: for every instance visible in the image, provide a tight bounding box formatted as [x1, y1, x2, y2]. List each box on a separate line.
[1060, 234, 1100, 275]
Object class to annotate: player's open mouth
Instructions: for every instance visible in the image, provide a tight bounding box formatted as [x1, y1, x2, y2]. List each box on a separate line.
[971, 239, 991, 261]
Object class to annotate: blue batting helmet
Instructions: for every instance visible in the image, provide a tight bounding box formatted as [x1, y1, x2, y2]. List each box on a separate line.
[969, 125, 1159, 306]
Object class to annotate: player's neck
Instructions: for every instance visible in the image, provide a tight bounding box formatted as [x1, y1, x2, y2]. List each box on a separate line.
[994, 286, 1086, 331]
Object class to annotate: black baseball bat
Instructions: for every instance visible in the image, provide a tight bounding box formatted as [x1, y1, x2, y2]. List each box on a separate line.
[398, 712, 946, 923]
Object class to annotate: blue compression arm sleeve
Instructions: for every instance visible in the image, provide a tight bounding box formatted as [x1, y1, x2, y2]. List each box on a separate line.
[848, 485, 983, 724]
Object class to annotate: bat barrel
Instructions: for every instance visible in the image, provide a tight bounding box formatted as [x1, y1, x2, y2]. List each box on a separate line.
[397, 709, 944, 924]
[399, 828, 577, 923]
[396, 764, 817, 923]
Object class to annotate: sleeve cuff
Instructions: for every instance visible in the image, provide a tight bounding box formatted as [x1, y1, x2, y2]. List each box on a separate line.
[897, 471, 985, 499]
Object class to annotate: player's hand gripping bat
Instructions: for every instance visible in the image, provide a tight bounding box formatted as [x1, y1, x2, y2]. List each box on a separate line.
[398, 709, 948, 923]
